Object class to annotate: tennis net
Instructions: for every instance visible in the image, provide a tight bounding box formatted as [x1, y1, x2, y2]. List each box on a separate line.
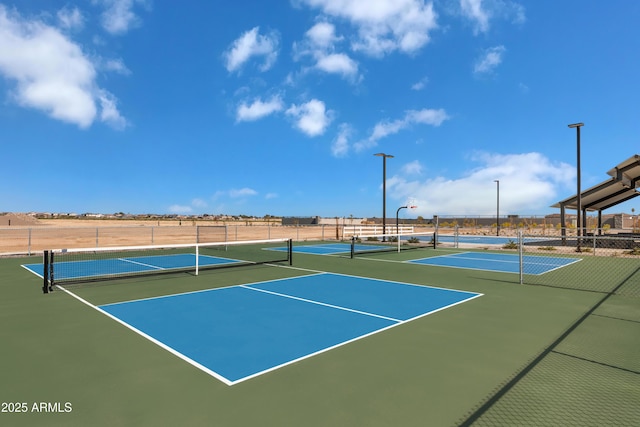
[42, 238, 292, 291]
[350, 232, 435, 258]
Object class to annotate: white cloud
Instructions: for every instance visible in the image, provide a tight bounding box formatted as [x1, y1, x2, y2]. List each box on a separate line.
[57, 6, 84, 31]
[306, 21, 342, 47]
[406, 108, 450, 126]
[460, 0, 490, 34]
[369, 119, 406, 142]
[331, 123, 352, 157]
[211, 188, 260, 203]
[386, 152, 574, 216]
[103, 58, 131, 75]
[401, 160, 423, 175]
[229, 188, 258, 198]
[474, 45, 506, 74]
[97, 89, 127, 129]
[315, 53, 358, 77]
[459, 0, 526, 35]
[168, 198, 209, 214]
[286, 99, 333, 137]
[168, 204, 193, 214]
[354, 108, 450, 151]
[97, 0, 145, 35]
[506, 2, 526, 24]
[298, 0, 438, 56]
[0, 6, 126, 129]
[494, 0, 526, 24]
[294, 22, 359, 81]
[236, 96, 284, 122]
[265, 193, 278, 200]
[224, 27, 279, 72]
[411, 76, 429, 91]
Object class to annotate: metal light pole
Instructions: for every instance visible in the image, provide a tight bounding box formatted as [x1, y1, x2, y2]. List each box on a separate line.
[494, 180, 500, 236]
[568, 122, 584, 251]
[374, 153, 394, 240]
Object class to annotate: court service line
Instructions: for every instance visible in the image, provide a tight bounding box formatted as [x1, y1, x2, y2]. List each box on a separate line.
[240, 284, 403, 323]
[118, 257, 165, 270]
[443, 255, 520, 264]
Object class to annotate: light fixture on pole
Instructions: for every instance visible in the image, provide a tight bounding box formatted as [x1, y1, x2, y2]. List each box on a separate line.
[568, 122, 584, 252]
[494, 180, 500, 236]
[374, 153, 394, 241]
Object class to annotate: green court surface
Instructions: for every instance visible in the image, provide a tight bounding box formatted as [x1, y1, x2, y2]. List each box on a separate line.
[1, 244, 639, 426]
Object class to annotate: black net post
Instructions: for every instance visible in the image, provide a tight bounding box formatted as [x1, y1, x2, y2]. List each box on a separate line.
[288, 239, 293, 266]
[49, 251, 55, 292]
[350, 236, 355, 259]
[42, 251, 49, 294]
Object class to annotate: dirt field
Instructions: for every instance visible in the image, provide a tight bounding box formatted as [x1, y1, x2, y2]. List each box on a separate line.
[1, 216, 422, 255]
[0, 213, 620, 256]
[0, 213, 40, 227]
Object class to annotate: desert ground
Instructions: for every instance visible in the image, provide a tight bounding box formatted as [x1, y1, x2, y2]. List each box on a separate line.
[1, 213, 434, 255]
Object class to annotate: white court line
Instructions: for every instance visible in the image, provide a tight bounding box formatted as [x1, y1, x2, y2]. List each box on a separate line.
[116, 253, 244, 274]
[447, 253, 583, 271]
[409, 252, 580, 268]
[54, 285, 234, 386]
[241, 284, 403, 323]
[117, 257, 165, 270]
[20, 264, 44, 279]
[229, 290, 483, 385]
[57, 269, 483, 386]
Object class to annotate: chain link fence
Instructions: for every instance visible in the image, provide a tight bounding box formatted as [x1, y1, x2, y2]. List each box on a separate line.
[4, 223, 637, 424]
[0, 224, 351, 256]
[457, 230, 640, 426]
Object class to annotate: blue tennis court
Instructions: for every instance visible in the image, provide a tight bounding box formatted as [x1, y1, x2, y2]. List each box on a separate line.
[22, 253, 242, 281]
[273, 242, 390, 255]
[408, 252, 581, 274]
[93, 273, 481, 385]
[436, 235, 553, 245]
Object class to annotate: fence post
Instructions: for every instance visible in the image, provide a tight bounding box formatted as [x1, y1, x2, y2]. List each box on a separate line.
[519, 230, 524, 285]
[454, 225, 459, 248]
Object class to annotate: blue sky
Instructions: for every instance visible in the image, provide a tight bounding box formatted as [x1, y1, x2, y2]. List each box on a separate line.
[1, 1, 639, 219]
